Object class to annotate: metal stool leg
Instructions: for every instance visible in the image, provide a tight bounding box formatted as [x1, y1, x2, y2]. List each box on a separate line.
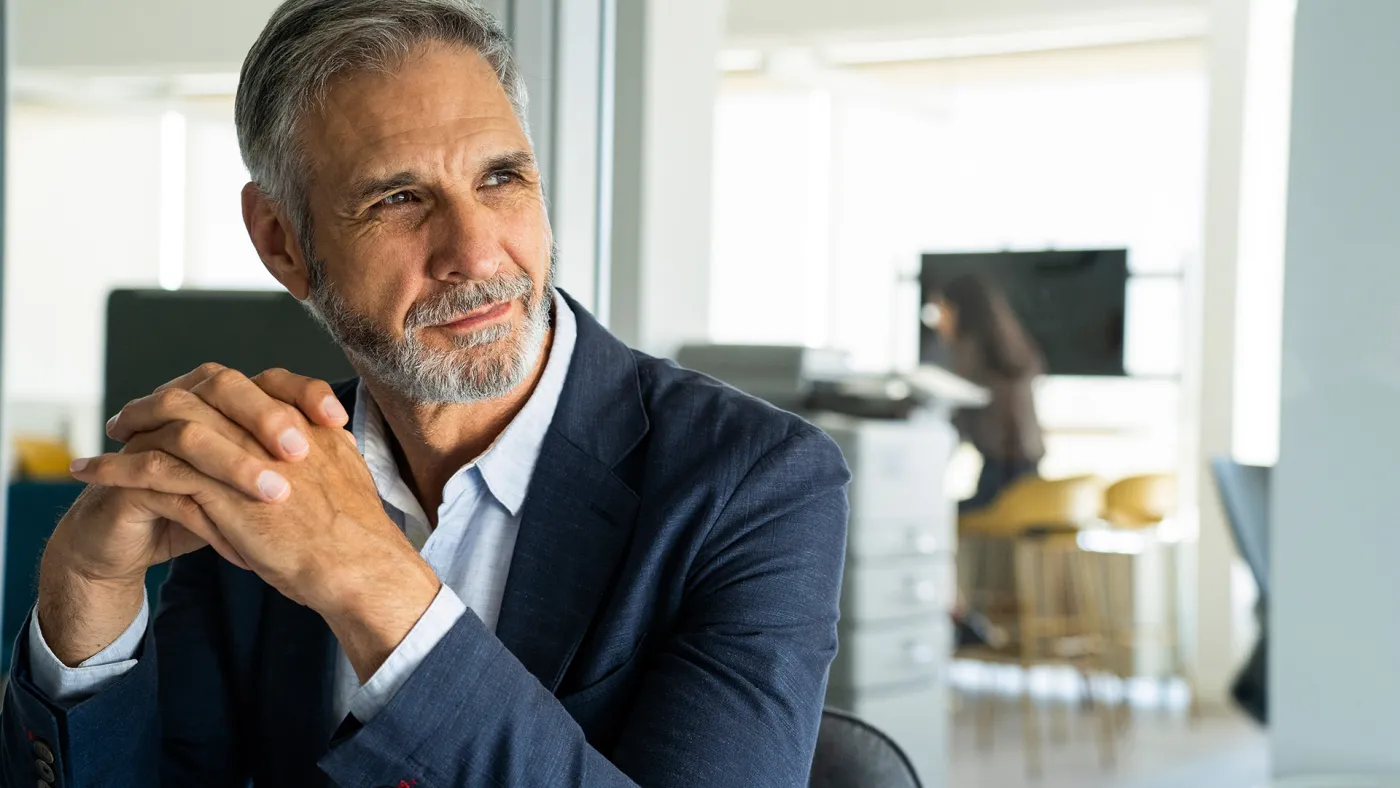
[1074, 548, 1118, 769]
[1014, 539, 1043, 778]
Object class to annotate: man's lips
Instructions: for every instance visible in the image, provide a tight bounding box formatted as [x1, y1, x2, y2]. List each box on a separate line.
[432, 300, 512, 331]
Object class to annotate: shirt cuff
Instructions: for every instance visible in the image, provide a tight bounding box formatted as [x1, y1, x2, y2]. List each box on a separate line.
[28, 594, 149, 706]
[347, 583, 467, 724]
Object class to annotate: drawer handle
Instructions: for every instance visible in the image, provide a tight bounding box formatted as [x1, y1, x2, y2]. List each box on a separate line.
[910, 534, 939, 554]
[904, 640, 938, 665]
[908, 579, 939, 603]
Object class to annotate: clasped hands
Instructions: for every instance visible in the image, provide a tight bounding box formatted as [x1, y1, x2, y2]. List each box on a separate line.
[48, 364, 440, 679]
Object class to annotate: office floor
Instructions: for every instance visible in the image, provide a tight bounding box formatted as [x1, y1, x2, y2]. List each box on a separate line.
[946, 668, 1268, 788]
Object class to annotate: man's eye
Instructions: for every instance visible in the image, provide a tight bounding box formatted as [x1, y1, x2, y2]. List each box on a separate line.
[378, 191, 416, 207]
[483, 171, 517, 188]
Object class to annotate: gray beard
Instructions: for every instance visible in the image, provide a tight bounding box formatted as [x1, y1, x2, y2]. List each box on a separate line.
[302, 261, 555, 404]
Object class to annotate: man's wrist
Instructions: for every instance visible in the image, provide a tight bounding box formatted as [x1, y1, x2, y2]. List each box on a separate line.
[37, 555, 146, 667]
[321, 554, 441, 684]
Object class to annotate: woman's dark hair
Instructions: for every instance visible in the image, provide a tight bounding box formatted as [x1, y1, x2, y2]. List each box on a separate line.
[939, 274, 1043, 379]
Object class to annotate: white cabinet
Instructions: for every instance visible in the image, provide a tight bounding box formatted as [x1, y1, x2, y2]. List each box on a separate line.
[841, 559, 952, 624]
[817, 415, 958, 788]
[826, 417, 954, 522]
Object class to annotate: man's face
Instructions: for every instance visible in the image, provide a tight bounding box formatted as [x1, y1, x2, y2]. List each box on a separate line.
[296, 42, 553, 404]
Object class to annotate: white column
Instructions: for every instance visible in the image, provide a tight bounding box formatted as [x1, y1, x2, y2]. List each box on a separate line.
[1272, 0, 1400, 778]
[1188, 0, 1250, 709]
[507, 0, 610, 314]
[606, 0, 726, 356]
[1188, 0, 1296, 709]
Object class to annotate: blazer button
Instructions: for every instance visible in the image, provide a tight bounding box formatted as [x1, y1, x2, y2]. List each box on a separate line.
[32, 740, 54, 764]
[38, 780, 53, 788]
[36, 759, 56, 781]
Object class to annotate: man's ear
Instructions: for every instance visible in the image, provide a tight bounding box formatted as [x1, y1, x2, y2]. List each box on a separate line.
[242, 182, 313, 300]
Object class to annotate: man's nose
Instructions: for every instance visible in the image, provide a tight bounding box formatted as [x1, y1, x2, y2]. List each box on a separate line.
[428, 199, 507, 282]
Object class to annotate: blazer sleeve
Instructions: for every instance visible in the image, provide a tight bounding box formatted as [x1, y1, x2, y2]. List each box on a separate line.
[0, 547, 246, 788]
[319, 426, 851, 787]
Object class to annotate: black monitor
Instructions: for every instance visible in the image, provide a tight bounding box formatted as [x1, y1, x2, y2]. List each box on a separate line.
[103, 289, 357, 453]
[920, 249, 1128, 377]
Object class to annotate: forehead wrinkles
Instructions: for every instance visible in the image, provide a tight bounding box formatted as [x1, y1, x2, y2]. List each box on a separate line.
[302, 70, 528, 192]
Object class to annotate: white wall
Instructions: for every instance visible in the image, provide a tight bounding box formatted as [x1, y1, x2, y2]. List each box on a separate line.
[712, 41, 1206, 377]
[5, 0, 282, 461]
[608, 0, 726, 356]
[182, 100, 275, 290]
[1272, 0, 1400, 777]
[3, 98, 271, 457]
[3, 106, 166, 455]
[709, 90, 831, 349]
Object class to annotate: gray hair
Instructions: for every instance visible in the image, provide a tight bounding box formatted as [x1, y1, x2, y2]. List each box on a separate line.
[235, 0, 530, 246]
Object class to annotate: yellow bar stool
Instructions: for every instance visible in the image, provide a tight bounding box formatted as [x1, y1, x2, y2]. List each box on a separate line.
[957, 474, 1117, 777]
[1100, 474, 1195, 725]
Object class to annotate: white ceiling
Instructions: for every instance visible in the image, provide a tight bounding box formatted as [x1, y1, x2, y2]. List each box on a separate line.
[11, 0, 1211, 87]
[13, 0, 283, 73]
[726, 0, 1209, 45]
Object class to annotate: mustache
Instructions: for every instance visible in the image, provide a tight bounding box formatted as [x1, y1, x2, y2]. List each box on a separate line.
[405, 274, 535, 330]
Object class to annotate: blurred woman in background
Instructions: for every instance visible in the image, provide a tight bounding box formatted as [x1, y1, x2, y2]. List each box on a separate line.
[935, 274, 1046, 511]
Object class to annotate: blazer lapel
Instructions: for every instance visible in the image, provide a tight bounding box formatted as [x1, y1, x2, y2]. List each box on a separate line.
[494, 434, 640, 691]
[494, 292, 648, 692]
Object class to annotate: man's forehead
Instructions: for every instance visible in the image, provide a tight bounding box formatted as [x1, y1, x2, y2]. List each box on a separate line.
[304, 43, 526, 175]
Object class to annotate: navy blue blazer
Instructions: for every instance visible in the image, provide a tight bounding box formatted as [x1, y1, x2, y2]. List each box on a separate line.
[1, 294, 851, 787]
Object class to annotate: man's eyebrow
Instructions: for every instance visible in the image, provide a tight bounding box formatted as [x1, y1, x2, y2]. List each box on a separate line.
[345, 171, 419, 208]
[481, 151, 538, 175]
[342, 152, 539, 209]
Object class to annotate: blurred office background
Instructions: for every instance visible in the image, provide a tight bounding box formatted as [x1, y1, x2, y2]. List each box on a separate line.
[3, 0, 1399, 786]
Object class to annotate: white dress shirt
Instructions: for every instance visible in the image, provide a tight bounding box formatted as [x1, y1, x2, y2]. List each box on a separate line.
[29, 291, 577, 728]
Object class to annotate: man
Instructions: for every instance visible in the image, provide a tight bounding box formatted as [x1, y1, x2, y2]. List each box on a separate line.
[0, 1, 849, 786]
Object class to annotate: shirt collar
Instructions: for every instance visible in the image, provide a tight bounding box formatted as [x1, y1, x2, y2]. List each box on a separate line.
[351, 289, 578, 519]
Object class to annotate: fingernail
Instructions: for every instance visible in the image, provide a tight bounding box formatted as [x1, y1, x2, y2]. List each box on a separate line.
[322, 396, 349, 424]
[70, 457, 90, 473]
[105, 415, 118, 435]
[257, 470, 290, 502]
[278, 429, 310, 457]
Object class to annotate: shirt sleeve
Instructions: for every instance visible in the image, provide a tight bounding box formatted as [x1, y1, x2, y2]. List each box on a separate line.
[347, 583, 467, 724]
[27, 594, 149, 706]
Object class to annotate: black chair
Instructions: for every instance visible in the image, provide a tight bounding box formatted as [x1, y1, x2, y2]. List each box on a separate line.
[1209, 457, 1271, 598]
[1209, 456, 1272, 725]
[809, 708, 922, 788]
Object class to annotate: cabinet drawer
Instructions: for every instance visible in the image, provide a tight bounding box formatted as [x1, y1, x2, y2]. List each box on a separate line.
[848, 516, 954, 560]
[822, 418, 957, 521]
[830, 619, 950, 690]
[842, 557, 952, 623]
[847, 451, 946, 521]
